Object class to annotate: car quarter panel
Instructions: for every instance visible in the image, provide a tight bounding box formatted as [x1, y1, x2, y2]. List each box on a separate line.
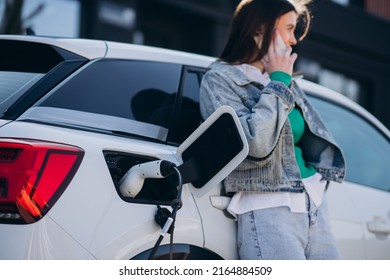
[0, 121, 204, 259]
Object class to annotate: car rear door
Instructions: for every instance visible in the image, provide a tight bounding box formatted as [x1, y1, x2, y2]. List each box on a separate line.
[166, 66, 239, 260]
[309, 95, 390, 259]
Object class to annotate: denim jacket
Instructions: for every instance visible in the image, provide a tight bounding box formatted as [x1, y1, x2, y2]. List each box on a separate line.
[200, 61, 346, 193]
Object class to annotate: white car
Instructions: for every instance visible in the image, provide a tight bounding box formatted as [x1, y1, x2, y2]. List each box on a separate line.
[0, 35, 389, 260]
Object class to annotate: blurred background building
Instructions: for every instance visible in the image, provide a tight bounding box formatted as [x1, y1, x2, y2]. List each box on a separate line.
[1, 0, 389, 129]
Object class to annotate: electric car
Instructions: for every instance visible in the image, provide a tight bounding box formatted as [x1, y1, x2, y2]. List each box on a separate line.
[0, 35, 389, 260]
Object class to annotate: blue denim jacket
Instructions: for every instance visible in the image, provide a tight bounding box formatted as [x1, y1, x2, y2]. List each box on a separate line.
[200, 61, 346, 193]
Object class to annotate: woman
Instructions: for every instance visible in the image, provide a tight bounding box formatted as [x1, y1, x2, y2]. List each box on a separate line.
[200, 0, 346, 260]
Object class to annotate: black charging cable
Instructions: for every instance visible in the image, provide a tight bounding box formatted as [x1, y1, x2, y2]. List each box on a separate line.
[149, 166, 183, 260]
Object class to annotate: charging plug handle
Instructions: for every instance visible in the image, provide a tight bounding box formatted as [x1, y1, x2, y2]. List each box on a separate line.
[160, 160, 177, 177]
[119, 160, 177, 198]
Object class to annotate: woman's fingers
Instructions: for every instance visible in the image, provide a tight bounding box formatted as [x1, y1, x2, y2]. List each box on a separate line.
[266, 49, 296, 75]
[264, 30, 297, 75]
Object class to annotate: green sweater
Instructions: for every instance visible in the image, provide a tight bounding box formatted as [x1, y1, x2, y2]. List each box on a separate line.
[288, 108, 316, 178]
[270, 71, 316, 179]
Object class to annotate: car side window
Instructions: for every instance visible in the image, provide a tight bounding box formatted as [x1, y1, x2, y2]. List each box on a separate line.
[309, 96, 390, 192]
[38, 59, 181, 131]
[168, 68, 204, 145]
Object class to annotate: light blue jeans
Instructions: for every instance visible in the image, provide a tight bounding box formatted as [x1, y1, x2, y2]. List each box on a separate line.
[237, 193, 340, 260]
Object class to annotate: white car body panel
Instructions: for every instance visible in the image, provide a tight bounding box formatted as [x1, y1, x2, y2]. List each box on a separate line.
[0, 119, 11, 127]
[327, 180, 390, 259]
[327, 182, 366, 259]
[105, 41, 214, 67]
[343, 182, 390, 259]
[190, 182, 238, 259]
[0, 121, 204, 259]
[1, 217, 95, 259]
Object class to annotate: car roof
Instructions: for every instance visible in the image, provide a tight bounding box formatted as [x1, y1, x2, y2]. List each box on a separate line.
[1, 35, 389, 137]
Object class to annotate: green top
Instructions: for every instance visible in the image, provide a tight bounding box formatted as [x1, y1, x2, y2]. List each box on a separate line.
[270, 71, 292, 87]
[270, 71, 316, 178]
[288, 108, 316, 178]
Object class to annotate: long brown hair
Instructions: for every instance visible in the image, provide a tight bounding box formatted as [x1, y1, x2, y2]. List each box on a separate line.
[220, 0, 312, 64]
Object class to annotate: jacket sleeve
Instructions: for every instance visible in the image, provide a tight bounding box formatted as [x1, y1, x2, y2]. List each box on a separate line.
[200, 69, 295, 159]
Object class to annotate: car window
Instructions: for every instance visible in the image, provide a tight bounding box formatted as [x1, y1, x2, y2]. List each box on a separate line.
[36, 59, 181, 139]
[0, 71, 44, 105]
[309, 95, 390, 192]
[168, 68, 204, 145]
[0, 39, 86, 119]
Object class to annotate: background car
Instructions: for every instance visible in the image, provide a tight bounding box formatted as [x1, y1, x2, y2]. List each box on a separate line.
[0, 35, 389, 259]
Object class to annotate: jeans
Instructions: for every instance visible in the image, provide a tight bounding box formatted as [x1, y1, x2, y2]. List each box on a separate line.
[237, 193, 340, 260]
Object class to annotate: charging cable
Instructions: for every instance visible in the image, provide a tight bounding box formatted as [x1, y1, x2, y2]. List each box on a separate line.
[148, 166, 183, 260]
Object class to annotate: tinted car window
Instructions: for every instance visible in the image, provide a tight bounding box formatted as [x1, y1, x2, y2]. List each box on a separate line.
[38, 59, 181, 129]
[0, 40, 86, 119]
[309, 96, 390, 192]
[0, 40, 66, 73]
[0, 71, 43, 105]
[169, 68, 204, 144]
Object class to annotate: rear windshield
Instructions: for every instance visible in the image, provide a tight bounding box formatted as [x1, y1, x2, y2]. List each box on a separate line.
[0, 39, 79, 118]
[0, 71, 44, 112]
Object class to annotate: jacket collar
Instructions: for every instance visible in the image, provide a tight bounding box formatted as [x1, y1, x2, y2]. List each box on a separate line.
[211, 61, 257, 86]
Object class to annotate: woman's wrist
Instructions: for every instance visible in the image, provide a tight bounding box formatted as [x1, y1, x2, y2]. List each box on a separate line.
[270, 71, 292, 86]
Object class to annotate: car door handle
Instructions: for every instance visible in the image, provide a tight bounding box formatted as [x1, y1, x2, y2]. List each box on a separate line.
[367, 220, 390, 235]
[210, 195, 231, 210]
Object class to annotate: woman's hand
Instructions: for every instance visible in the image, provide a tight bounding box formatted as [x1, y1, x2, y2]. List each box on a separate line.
[263, 29, 297, 76]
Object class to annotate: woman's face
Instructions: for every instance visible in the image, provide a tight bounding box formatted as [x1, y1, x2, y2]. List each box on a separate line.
[275, 11, 298, 47]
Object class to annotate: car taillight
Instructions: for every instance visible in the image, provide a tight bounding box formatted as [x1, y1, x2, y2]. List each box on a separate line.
[0, 139, 84, 224]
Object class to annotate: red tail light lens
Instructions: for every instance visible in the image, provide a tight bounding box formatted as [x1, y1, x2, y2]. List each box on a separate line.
[0, 139, 84, 224]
